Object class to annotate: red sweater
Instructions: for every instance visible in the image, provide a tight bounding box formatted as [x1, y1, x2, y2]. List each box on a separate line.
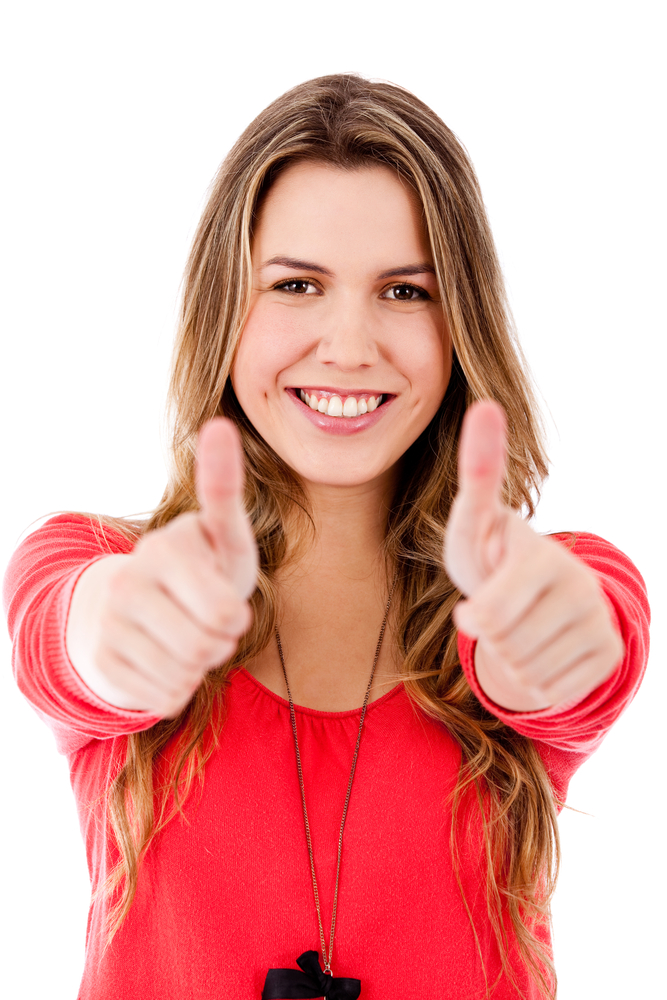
[3, 515, 650, 999]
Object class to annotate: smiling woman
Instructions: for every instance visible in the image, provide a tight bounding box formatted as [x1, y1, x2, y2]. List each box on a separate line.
[3, 74, 649, 1000]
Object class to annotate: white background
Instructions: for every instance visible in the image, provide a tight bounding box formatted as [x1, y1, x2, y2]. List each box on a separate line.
[1, 1, 665, 997]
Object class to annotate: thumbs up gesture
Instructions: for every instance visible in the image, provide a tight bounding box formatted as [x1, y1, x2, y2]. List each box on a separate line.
[67, 419, 258, 718]
[444, 402, 624, 712]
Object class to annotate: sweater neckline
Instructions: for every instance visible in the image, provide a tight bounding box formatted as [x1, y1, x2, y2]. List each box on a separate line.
[236, 666, 405, 718]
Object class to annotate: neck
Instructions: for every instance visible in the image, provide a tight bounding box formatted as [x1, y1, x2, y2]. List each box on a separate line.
[244, 470, 402, 712]
[285, 472, 395, 583]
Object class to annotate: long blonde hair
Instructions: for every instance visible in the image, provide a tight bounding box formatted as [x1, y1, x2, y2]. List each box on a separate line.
[99, 74, 558, 998]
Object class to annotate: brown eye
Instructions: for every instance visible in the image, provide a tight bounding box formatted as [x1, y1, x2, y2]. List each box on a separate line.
[274, 280, 318, 295]
[384, 284, 428, 301]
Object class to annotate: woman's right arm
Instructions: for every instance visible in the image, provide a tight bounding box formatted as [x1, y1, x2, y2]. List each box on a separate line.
[8, 419, 258, 728]
[65, 505, 255, 718]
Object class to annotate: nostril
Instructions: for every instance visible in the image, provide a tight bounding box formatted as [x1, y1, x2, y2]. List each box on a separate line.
[314, 332, 380, 368]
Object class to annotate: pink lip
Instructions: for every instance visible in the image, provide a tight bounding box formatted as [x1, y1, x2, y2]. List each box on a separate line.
[297, 386, 385, 398]
[285, 388, 394, 435]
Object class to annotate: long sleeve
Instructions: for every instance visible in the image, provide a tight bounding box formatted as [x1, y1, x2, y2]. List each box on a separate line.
[3, 514, 162, 755]
[457, 531, 650, 801]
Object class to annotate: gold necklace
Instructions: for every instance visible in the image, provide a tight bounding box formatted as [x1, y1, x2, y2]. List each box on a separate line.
[261, 582, 396, 1000]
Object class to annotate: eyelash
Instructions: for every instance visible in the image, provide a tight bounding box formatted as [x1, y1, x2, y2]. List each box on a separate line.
[272, 279, 431, 301]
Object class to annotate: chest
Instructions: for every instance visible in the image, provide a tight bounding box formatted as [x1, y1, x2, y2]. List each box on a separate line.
[243, 584, 402, 711]
[80, 677, 523, 999]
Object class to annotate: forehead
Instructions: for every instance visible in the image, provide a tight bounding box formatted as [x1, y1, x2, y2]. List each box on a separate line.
[252, 161, 431, 264]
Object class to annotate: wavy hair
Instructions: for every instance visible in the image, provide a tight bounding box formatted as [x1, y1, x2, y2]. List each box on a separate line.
[98, 74, 558, 998]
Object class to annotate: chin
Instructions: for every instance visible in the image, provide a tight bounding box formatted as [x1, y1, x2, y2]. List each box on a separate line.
[291, 458, 400, 492]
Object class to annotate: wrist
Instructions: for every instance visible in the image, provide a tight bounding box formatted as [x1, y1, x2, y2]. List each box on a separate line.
[65, 553, 147, 709]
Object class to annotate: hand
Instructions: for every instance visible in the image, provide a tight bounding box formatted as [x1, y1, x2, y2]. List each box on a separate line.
[66, 419, 258, 718]
[444, 401, 624, 712]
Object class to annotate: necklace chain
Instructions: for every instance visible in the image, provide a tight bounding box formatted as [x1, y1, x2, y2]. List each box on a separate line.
[274, 581, 396, 978]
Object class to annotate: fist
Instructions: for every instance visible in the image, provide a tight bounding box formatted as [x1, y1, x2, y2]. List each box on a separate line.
[444, 402, 624, 712]
[67, 419, 258, 718]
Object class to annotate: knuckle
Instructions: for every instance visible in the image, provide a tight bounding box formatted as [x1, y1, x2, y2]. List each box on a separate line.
[166, 510, 198, 534]
[473, 602, 502, 640]
[569, 570, 599, 608]
[134, 529, 162, 561]
[162, 697, 186, 719]
[487, 633, 512, 664]
[239, 601, 253, 634]
[218, 599, 251, 636]
[532, 545, 556, 583]
[163, 513, 206, 558]
[165, 514, 199, 548]
[187, 637, 217, 670]
[200, 598, 231, 633]
[160, 681, 195, 718]
[137, 519, 192, 566]
[106, 566, 136, 605]
[218, 637, 240, 666]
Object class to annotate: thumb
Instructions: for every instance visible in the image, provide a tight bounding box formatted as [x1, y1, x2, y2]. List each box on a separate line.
[196, 418, 249, 556]
[444, 400, 509, 596]
[456, 400, 507, 521]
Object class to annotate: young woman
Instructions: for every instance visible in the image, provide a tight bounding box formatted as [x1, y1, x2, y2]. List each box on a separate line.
[4, 74, 649, 1000]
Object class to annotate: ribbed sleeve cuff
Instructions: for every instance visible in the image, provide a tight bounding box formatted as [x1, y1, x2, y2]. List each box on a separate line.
[456, 536, 649, 752]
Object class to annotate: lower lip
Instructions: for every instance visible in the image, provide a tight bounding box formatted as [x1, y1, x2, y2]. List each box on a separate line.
[286, 389, 394, 435]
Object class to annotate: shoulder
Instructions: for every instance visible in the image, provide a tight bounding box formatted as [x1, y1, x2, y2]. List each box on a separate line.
[547, 530, 634, 562]
[10, 512, 138, 560]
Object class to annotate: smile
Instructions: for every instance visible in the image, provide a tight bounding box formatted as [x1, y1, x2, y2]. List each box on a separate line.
[298, 389, 384, 418]
[285, 387, 393, 435]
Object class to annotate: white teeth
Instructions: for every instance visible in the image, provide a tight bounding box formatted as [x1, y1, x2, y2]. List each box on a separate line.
[299, 390, 385, 416]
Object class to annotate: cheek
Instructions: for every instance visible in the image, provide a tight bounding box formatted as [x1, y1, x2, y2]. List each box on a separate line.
[232, 304, 309, 402]
[432, 338, 453, 396]
[397, 320, 452, 402]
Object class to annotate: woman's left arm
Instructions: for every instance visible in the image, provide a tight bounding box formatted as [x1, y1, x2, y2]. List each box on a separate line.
[445, 402, 630, 714]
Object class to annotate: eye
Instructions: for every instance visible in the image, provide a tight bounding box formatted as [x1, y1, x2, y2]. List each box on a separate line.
[382, 283, 430, 302]
[273, 279, 320, 295]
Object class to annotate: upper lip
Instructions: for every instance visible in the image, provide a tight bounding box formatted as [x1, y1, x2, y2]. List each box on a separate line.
[292, 386, 391, 396]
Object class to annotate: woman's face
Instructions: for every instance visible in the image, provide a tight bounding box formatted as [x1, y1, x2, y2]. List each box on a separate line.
[232, 161, 452, 492]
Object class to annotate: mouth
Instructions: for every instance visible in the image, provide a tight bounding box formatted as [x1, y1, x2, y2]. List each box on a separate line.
[290, 387, 391, 418]
[285, 386, 394, 435]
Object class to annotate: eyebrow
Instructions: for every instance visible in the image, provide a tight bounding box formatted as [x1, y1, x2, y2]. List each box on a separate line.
[377, 262, 437, 279]
[260, 255, 436, 280]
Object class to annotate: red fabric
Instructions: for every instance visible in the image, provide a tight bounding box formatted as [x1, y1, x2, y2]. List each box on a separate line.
[3, 515, 650, 999]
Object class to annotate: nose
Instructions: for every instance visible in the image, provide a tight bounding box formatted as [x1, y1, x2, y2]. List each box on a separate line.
[314, 302, 380, 371]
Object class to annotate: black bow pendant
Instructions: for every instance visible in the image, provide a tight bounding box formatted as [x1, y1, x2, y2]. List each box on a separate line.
[262, 950, 361, 998]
